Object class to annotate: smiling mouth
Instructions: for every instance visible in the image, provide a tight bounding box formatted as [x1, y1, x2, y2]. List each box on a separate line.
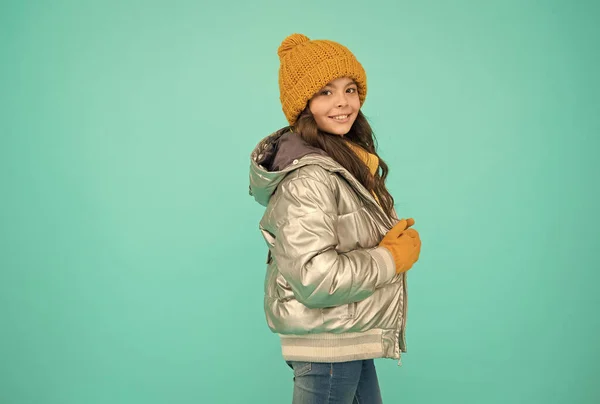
[329, 113, 351, 121]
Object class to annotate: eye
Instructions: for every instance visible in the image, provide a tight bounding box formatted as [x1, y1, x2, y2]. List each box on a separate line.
[320, 90, 332, 96]
[347, 87, 358, 93]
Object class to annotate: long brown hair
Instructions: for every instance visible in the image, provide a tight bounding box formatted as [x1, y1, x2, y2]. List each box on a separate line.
[289, 107, 396, 219]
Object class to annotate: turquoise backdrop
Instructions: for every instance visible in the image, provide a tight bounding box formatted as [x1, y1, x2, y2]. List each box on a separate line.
[1, 0, 598, 403]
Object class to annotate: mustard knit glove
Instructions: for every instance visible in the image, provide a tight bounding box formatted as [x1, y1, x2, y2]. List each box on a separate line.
[379, 218, 421, 274]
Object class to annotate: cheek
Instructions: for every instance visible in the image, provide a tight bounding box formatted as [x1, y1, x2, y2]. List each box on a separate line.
[310, 99, 326, 115]
[310, 103, 329, 121]
[315, 114, 329, 128]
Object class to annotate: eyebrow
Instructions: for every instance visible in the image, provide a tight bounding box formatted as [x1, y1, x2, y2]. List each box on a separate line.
[323, 81, 357, 88]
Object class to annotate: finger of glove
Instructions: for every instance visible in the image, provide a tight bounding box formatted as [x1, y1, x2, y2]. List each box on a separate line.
[413, 244, 421, 261]
[411, 231, 421, 246]
[408, 230, 421, 247]
[413, 251, 421, 263]
[404, 229, 418, 239]
[412, 245, 421, 258]
[406, 218, 415, 228]
[398, 232, 419, 247]
[405, 250, 419, 268]
[390, 234, 412, 249]
[386, 219, 407, 239]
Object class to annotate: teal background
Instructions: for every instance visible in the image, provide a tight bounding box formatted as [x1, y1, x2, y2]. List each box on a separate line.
[1, 0, 598, 403]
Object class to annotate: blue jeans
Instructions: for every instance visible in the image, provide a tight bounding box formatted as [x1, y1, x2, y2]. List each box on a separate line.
[286, 359, 383, 404]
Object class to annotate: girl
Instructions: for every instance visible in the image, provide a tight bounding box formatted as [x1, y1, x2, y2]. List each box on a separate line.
[249, 33, 422, 404]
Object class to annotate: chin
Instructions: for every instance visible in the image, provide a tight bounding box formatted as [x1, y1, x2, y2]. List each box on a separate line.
[332, 129, 349, 136]
[330, 124, 353, 136]
[321, 123, 354, 136]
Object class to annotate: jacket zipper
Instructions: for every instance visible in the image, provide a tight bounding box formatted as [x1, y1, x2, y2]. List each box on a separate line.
[398, 272, 408, 366]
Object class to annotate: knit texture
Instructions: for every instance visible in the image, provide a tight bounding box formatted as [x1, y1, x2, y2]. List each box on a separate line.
[344, 140, 379, 177]
[278, 33, 367, 126]
[345, 140, 381, 205]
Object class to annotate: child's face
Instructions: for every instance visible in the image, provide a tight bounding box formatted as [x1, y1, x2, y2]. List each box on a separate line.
[308, 77, 360, 136]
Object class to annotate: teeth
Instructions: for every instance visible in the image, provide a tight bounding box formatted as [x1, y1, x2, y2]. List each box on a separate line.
[331, 115, 348, 120]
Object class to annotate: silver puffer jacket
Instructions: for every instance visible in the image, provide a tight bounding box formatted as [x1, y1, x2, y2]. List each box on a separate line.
[249, 128, 408, 363]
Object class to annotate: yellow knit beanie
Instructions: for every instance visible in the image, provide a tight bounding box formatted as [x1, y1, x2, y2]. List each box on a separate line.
[278, 33, 367, 126]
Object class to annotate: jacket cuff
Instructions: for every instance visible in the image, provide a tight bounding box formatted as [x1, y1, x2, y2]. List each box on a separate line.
[370, 246, 396, 287]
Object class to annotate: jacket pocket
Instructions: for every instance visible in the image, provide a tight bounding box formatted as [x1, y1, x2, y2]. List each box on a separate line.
[321, 302, 356, 323]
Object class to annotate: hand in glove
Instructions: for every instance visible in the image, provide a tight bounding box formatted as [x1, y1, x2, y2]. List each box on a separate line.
[379, 218, 421, 274]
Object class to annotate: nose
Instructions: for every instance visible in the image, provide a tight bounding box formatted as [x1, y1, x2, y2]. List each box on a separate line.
[335, 91, 349, 107]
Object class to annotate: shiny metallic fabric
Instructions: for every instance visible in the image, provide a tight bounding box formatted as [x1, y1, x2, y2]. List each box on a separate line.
[249, 129, 408, 363]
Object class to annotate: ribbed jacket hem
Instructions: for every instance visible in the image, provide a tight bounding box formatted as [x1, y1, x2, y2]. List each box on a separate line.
[279, 329, 390, 363]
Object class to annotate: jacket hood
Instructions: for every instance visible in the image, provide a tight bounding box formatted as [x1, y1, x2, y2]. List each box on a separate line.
[249, 127, 328, 207]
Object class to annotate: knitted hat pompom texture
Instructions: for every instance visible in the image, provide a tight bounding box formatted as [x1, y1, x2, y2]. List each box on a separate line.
[277, 33, 367, 126]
